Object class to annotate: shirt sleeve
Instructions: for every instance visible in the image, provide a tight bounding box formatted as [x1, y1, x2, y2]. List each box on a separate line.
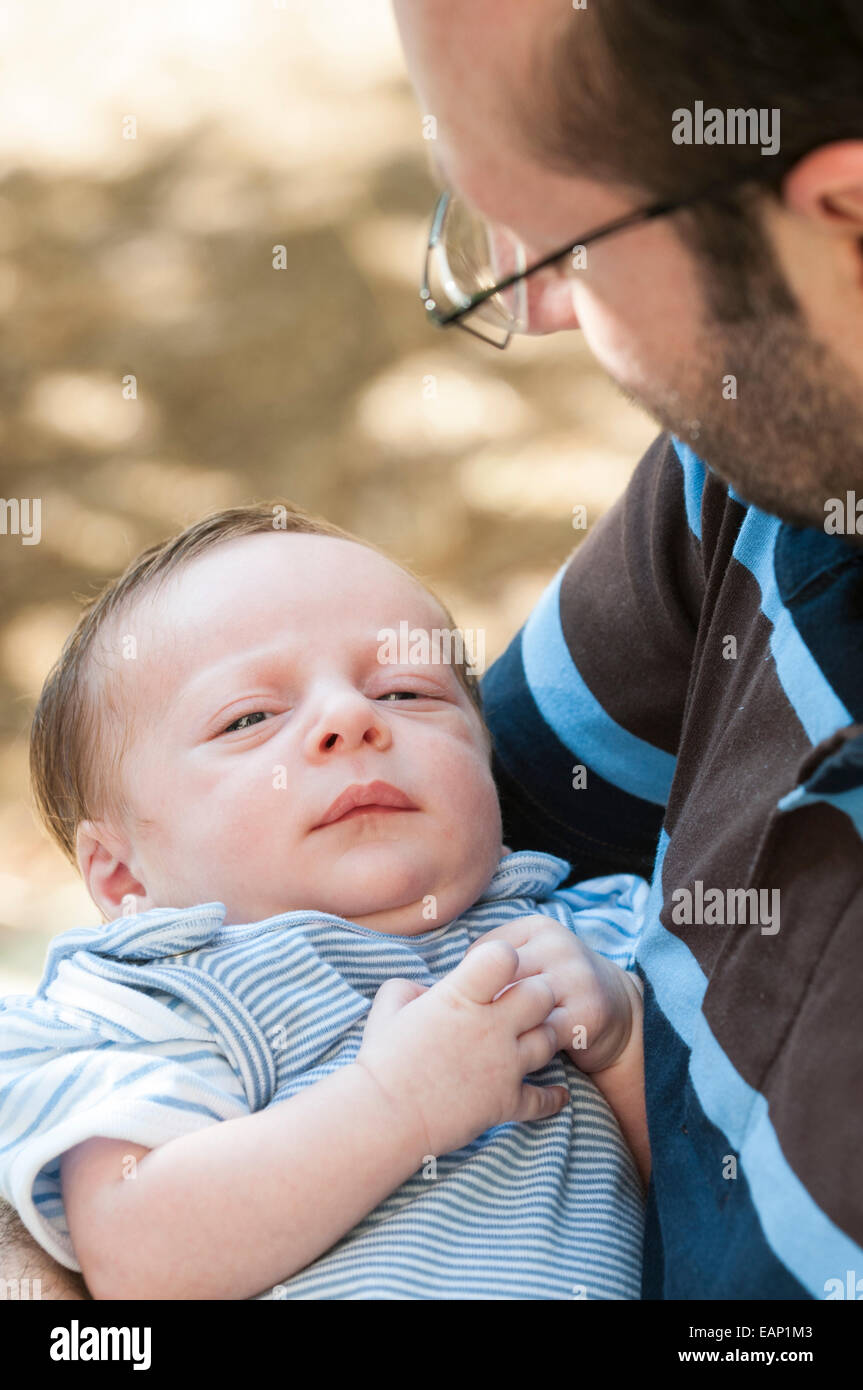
[480, 432, 709, 882]
[0, 976, 250, 1271]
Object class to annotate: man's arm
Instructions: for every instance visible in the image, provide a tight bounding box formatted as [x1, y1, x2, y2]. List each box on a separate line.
[0, 1198, 91, 1299]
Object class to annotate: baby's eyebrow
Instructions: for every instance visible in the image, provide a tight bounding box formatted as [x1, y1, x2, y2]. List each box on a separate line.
[175, 647, 293, 704]
[176, 625, 462, 705]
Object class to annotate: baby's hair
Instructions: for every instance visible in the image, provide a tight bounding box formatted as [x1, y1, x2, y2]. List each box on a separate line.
[29, 500, 488, 869]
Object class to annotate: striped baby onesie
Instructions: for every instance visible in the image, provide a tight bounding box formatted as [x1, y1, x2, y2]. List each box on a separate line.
[0, 850, 648, 1299]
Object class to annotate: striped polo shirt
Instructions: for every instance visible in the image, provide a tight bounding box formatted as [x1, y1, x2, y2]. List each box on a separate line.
[481, 431, 863, 1301]
[0, 851, 647, 1300]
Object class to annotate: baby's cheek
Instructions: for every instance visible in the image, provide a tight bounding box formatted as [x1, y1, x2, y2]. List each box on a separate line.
[457, 766, 503, 866]
[439, 741, 498, 820]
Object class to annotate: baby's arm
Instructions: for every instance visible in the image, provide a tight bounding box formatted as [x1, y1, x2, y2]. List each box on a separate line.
[466, 913, 651, 1189]
[62, 1063, 427, 1301]
[585, 971, 650, 1189]
[62, 942, 567, 1300]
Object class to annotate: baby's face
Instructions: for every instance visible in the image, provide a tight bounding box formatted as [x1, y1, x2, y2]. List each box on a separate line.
[102, 532, 502, 930]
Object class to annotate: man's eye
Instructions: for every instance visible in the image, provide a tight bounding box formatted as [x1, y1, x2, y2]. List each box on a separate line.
[222, 711, 269, 733]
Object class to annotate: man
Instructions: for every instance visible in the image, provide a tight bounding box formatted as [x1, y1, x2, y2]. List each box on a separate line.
[3, 0, 862, 1300]
[393, 0, 863, 1301]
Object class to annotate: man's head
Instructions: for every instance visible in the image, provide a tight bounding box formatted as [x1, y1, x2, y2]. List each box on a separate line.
[30, 504, 501, 931]
[395, 0, 863, 531]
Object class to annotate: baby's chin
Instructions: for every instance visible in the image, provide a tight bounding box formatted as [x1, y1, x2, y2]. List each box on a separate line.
[250, 842, 486, 934]
[311, 846, 463, 933]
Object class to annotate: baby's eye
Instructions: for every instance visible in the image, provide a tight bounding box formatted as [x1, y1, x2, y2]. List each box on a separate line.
[376, 691, 419, 702]
[222, 711, 269, 733]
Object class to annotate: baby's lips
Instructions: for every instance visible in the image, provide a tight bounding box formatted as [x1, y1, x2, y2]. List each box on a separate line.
[312, 779, 418, 829]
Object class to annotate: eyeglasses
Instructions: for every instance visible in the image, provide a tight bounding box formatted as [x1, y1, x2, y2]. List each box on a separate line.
[420, 173, 775, 349]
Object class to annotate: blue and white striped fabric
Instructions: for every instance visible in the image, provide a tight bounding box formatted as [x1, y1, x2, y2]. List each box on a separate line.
[0, 850, 648, 1300]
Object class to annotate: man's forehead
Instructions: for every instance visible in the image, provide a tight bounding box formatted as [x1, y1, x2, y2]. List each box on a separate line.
[398, 0, 567, 142]
[396, 0, 553, 70]
[408, 6, 616, 247]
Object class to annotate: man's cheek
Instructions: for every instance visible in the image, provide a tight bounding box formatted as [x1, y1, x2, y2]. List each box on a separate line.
[578, 299, 667, 398]
[576, 285, 631, 349]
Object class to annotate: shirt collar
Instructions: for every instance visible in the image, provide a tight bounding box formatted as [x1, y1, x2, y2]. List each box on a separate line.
[45, 850, 573, 974]
[474, 848, 572, 904]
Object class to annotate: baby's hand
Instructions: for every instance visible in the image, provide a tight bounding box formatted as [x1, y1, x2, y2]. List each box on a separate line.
[465, 915, 641, 1076]
[356, 942, 569, 1159]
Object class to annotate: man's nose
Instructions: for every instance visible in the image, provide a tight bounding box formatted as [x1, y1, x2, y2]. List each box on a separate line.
[303, 692, 393, 760]
[523, 271, 581, 335]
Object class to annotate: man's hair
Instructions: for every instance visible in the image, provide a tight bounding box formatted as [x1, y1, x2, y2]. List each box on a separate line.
[30, 501, 487, 868]
[524, 0, 863, 319]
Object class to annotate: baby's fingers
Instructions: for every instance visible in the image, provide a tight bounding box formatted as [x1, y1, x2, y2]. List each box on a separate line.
[362, 977, 427, 1037]
[513, 1082, 570, 1124]
[543, 1004, 576, 1052]
[448, 939, 520, 1005]
[494, 971, 557, 1033]
[516, 1017, 561, 1076]
[465, 915, 550, 958]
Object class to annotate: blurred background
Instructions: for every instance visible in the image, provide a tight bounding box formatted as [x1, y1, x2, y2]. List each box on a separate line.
[0, 0, 655, 991]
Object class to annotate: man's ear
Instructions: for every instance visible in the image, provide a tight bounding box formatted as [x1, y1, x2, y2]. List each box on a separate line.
[783, 140, 863, 230]
[75, 820, 152, 923]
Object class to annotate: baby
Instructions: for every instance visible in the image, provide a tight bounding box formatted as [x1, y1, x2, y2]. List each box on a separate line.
[0, 502, 649, 1300]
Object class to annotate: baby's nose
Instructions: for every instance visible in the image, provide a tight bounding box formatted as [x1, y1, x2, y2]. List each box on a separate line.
[306, 696, 392, 759]
[318, 722, 386, 753]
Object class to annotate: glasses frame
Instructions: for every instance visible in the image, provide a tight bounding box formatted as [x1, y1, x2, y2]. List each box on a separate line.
[420, 170, 782, 348]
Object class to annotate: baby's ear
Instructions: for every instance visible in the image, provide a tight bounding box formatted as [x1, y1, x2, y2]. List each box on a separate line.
[75, 820, 150, 922]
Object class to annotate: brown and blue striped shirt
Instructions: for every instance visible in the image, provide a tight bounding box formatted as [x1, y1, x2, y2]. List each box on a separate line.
[481, 431, 863, 1300]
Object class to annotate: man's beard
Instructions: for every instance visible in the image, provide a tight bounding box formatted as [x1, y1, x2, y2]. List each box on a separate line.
[638, 315, 863, 539]
[617, 234, 863, 541]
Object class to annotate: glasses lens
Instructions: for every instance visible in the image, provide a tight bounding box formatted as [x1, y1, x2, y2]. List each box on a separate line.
[426, 195, 527, 343]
